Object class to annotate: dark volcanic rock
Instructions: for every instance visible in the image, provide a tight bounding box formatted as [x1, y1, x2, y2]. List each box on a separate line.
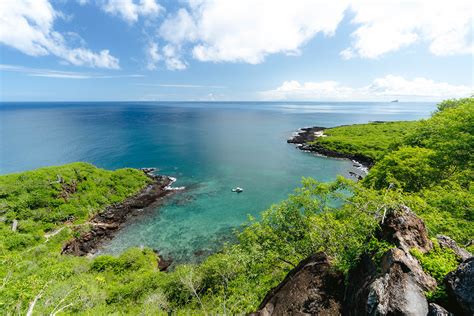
[437, 235, 473, 262]
[62, 173, 174, 256]
[344, 248, 436, 315]
[254, 253, 344, 316]
[445, 257, 474, 316]
[287, 126, 374, 168]
[254, 205, 457, 316]
[378, 205, 433, 254]
[343, 253, 378, 314]
[156, 253, 173, 271]
[287, 127, 325, 144]
[428, 303, 453, 316]
[344, 206, 436, 315]
[381, 248, 437, 292]
[366, 262, 429, 315]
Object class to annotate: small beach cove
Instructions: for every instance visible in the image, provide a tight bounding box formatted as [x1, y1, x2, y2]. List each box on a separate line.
[0, 101, 437, 264]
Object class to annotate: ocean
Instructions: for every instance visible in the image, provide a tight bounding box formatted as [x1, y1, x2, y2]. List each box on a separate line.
[0, 101, 437, 262]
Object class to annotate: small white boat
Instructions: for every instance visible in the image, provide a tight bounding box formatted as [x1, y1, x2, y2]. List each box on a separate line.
[231, 187, 244, 193]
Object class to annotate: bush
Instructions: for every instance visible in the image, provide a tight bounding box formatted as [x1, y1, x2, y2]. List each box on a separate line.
[364, 147, 440, 192]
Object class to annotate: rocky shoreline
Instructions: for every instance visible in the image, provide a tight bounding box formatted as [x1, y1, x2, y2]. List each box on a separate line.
[287, 126, 374, 169]
[62, 169, 176, 265]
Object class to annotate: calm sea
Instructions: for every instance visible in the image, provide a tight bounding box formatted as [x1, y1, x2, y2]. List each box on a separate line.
[0, 101, 436, 262]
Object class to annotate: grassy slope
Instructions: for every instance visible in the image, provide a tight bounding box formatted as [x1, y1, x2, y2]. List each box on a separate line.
[0, 163, 156, 313]
[0, 99, 471, 314]
[0, 162, 151, 252]
[313, 121, 418, 161]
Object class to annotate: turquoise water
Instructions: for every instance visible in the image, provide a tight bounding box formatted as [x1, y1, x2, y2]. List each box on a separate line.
[0, 101, 436, 262]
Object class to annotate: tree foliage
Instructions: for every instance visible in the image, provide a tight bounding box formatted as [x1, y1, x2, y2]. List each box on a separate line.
[0, 98, 472, 314]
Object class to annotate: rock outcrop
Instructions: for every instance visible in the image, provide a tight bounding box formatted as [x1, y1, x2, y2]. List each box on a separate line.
[445, 257, 474, 316]
[428, 303, 453, 316]
[255, 206, 449, 315]
[287, 126, 374, 168]
[253, 253, 344, 315]
[378, 205, 433, 254]
[437, 235, 472, 262]
[344, 206, 437, 315]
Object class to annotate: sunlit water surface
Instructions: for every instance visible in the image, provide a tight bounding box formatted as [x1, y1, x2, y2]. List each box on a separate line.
[0, 101, 436, 262]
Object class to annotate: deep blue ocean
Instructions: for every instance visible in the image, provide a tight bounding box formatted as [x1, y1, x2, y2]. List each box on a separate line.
[0, 101, 437, 262]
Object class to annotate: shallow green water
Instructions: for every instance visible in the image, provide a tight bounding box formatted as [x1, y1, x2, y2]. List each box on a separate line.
[0, 101, 436, 262]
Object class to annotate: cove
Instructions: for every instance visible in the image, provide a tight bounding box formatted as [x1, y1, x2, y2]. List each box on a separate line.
[0, 101, 436, 262]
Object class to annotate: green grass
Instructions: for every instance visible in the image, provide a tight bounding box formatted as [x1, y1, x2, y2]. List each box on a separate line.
[0, 98, 471, 314]
[312, 121, 418, 161]
[0, 162, 151, 252]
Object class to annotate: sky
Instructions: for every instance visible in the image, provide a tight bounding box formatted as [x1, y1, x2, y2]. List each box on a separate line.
[0, 0, 473, 102]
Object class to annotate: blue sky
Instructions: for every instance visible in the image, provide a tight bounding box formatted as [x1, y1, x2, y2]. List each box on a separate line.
[0, 0, 472, 101]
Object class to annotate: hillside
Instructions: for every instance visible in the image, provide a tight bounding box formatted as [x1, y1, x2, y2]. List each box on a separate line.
[0, 98, 472, 314]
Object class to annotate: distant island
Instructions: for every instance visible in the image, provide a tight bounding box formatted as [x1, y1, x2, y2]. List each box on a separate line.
[0, 98, 472, 314]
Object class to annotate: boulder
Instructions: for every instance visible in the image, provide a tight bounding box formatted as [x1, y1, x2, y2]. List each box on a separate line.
[381, 248, 437, 292]
[254, 253, 344, 315]
[366, 263, 429, 315]
[437, 235, 472, 262]
[344, 206, 437, 315]
[343, 254, 378, 314]
[378, 205, 432, 254]
[428, 303, 453, 316]
[445, 257, 474, 316]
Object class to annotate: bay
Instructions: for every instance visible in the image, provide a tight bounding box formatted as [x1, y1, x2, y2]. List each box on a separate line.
[0, 101, 436, 262]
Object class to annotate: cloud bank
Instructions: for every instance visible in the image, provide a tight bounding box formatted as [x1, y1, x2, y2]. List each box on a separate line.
[261, 75, 473, 101]
[154, 0, 473, 69]
[0, 0, 119, 69]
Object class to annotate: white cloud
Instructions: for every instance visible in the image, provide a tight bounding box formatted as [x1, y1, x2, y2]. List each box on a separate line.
[0, 0, 119, 69]
[343, 0, 473, 58]
[155, 0, 472, 67]
[261, 75, 473, 101]
[159, 8, 198, 44]
[162, 44, 187, 70]
[145, 42, 161, 70]
[0, 64, 143, 79]
[159, 0, 348, 64]
[145, 41, 186, 71]
[102, 0, 163, 23]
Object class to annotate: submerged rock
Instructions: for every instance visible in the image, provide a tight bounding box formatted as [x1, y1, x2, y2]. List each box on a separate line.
[254, 253, 344, 315]
[445, 257, 474, 316]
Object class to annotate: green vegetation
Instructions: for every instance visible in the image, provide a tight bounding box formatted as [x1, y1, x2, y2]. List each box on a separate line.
[313, 121, 417, 161]
[411, 240, 459, 303]
[411, 241, 459, 283]
[0, 162, 151, 252]
[0, 98, 472, 314]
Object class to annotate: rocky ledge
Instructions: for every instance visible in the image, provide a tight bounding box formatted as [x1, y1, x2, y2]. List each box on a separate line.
[62, 169, 175, 259]
[253, 206, 473, 315]
[287, 126, 374, 169]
